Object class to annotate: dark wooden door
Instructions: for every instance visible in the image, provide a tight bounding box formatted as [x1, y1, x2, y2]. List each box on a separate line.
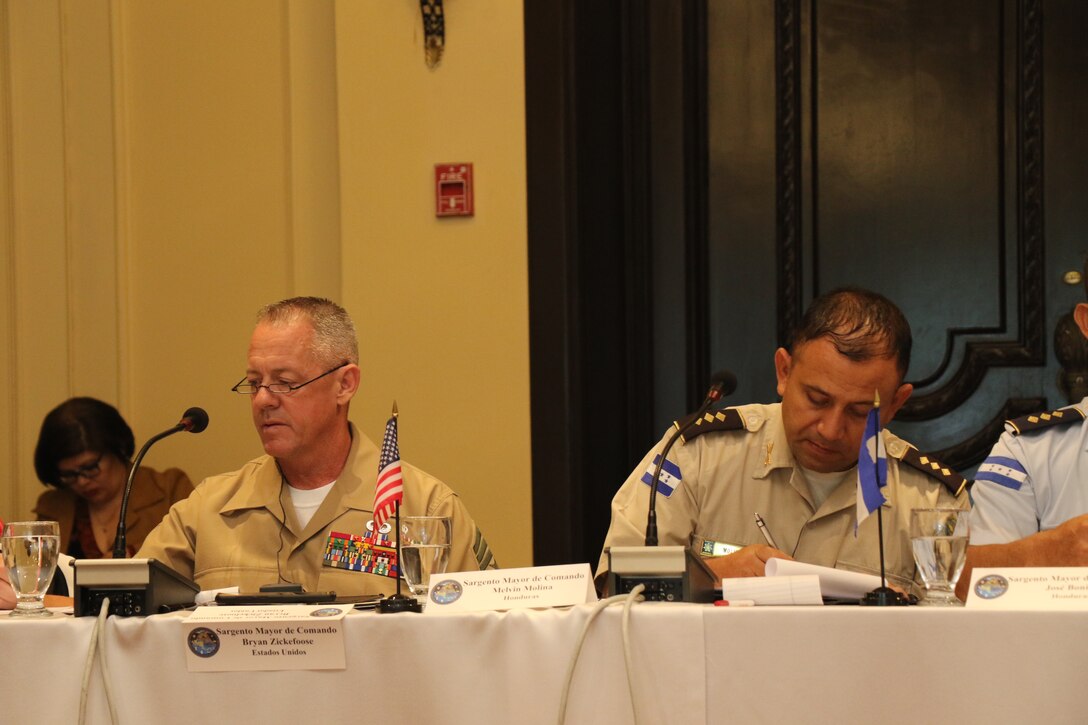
[705, 0, 1087, 470]
[525, 0, 1087, 567]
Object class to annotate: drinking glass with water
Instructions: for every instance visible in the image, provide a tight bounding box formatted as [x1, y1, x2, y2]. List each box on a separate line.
[1, 521, 61, 618]
[399, 516, 451, 599]
[910, 508, 970, 606]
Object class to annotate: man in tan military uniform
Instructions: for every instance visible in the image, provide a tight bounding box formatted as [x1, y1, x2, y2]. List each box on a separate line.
[597, 288, 967, 596]
[139, 297, 496, 595]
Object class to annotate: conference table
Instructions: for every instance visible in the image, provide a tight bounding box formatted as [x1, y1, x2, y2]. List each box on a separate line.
[3, 602, 1083, 724]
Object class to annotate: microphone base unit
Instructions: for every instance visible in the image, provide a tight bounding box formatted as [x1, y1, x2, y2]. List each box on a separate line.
[73, 558, 199, 617]
[606, 545, 718, 603]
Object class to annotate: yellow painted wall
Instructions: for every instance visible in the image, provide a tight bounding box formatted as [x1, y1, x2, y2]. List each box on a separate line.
[0, 0, 532, 567]
[336, 1, 532, 568]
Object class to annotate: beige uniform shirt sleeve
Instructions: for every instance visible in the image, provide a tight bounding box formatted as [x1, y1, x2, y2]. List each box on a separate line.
[596, 431, 702, 577]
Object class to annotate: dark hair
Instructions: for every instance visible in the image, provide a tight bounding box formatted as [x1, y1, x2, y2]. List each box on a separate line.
[34, 397, 135, 488]
[789, 287, 912, 379]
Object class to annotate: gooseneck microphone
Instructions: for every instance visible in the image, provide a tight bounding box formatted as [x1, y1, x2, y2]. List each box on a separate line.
[112, 407, 209, 558]
[644, 371, 737, 546]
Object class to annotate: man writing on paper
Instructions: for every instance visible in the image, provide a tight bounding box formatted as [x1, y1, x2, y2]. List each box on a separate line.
[597, 288, 968, 594]
[138, 297, 496, 595]
[958, 261, 1088, 597]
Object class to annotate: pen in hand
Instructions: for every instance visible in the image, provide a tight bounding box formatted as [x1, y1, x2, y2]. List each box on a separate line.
[754, 512, 779, 549]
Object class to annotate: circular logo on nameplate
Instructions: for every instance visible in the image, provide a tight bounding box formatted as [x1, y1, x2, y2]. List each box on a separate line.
[974, 574, 1009, 600]
[310, 607, 342, 617]
[187, 627, 221, 658]
[430, 579, 463, 605]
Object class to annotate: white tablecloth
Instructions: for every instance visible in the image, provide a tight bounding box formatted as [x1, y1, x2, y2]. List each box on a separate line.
[3, 603, 1084, 724]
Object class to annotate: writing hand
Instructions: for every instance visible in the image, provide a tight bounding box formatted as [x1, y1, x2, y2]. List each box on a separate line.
[705, 544, 794, 579]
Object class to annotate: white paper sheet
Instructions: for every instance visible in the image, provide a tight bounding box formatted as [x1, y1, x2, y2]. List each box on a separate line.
[720, 574, 823, 605]
[764, 559, 883, 599]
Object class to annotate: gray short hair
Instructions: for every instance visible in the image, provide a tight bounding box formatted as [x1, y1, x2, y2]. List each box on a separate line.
[256, 297, 359, 365]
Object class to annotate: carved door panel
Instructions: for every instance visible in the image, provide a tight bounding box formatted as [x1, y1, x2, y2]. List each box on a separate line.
[706, 0, 1088, 471]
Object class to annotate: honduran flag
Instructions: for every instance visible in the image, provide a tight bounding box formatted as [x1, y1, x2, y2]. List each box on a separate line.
[641, 454, 682, 497]
[855, 404, 887, 534]
[974, 456, 1028, 490]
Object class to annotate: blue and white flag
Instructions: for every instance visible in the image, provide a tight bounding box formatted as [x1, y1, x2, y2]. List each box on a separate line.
[855, 406, 887, 534]
[640, 454, 682, 497]
[975, 455, 1028, 490]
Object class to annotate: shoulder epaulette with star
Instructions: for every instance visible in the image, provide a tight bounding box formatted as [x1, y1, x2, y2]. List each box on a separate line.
[675, 407, 746, 443]
[1005, 406, 1086, 436]
[899, 447, 967, 498]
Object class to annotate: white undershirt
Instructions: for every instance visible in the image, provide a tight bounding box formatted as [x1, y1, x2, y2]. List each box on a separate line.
[287, 481, 336, 528]
[800, 466, 855, 511]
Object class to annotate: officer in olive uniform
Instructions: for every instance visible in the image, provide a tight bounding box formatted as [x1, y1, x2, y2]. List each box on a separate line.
[597, 288, 968, 596]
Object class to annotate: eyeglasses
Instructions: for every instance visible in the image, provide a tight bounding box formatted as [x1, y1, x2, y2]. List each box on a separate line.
[56, 454, 105, 486]
[231, 361, 349, 395]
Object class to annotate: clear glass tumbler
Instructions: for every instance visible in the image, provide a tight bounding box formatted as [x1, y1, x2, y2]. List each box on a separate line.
[910, 508, 970, 606]
[1, 521, 61, 618]
[399, 516, 451, 598]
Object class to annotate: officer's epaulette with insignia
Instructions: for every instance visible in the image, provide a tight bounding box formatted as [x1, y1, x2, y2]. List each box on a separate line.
[1005, 406, 1086, 436]
[674, 407, 746, 443]
[899, 447, 967, 498]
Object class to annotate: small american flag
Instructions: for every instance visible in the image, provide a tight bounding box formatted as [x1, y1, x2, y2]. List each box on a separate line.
[372, 411, 404, 529]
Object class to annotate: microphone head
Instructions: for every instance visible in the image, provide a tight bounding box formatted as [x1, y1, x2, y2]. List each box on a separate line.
[180, 407, 210, 433]
[708, 369, 738, 398]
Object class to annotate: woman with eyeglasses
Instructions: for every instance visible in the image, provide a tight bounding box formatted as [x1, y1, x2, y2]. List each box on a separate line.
[32, 397, 194, 559]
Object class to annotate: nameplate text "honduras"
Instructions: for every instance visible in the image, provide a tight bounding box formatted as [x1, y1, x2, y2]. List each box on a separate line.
[425, 564, 596, 613]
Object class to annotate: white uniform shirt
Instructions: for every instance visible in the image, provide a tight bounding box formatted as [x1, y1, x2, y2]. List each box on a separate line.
[971, 397, 1088, 545]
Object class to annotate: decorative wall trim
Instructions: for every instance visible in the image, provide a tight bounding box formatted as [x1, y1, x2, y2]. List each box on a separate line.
[0, 0, 18, 520]
[111, 0, 133, 408]
[774, 0, 803, 349]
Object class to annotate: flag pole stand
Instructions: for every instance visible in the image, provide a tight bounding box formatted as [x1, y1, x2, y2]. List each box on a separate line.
[858, 392, 909, 607]
[379, 500, 422, 614]
[860, 507, 910, 607]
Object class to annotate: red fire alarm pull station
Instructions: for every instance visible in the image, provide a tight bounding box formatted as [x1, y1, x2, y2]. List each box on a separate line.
[435, 163, 474, 217]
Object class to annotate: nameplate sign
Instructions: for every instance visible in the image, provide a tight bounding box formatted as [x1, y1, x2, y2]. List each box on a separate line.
[183, 604, 350, 672]
[966, 567, 1088, 610]
[425, 563, 596, 613]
